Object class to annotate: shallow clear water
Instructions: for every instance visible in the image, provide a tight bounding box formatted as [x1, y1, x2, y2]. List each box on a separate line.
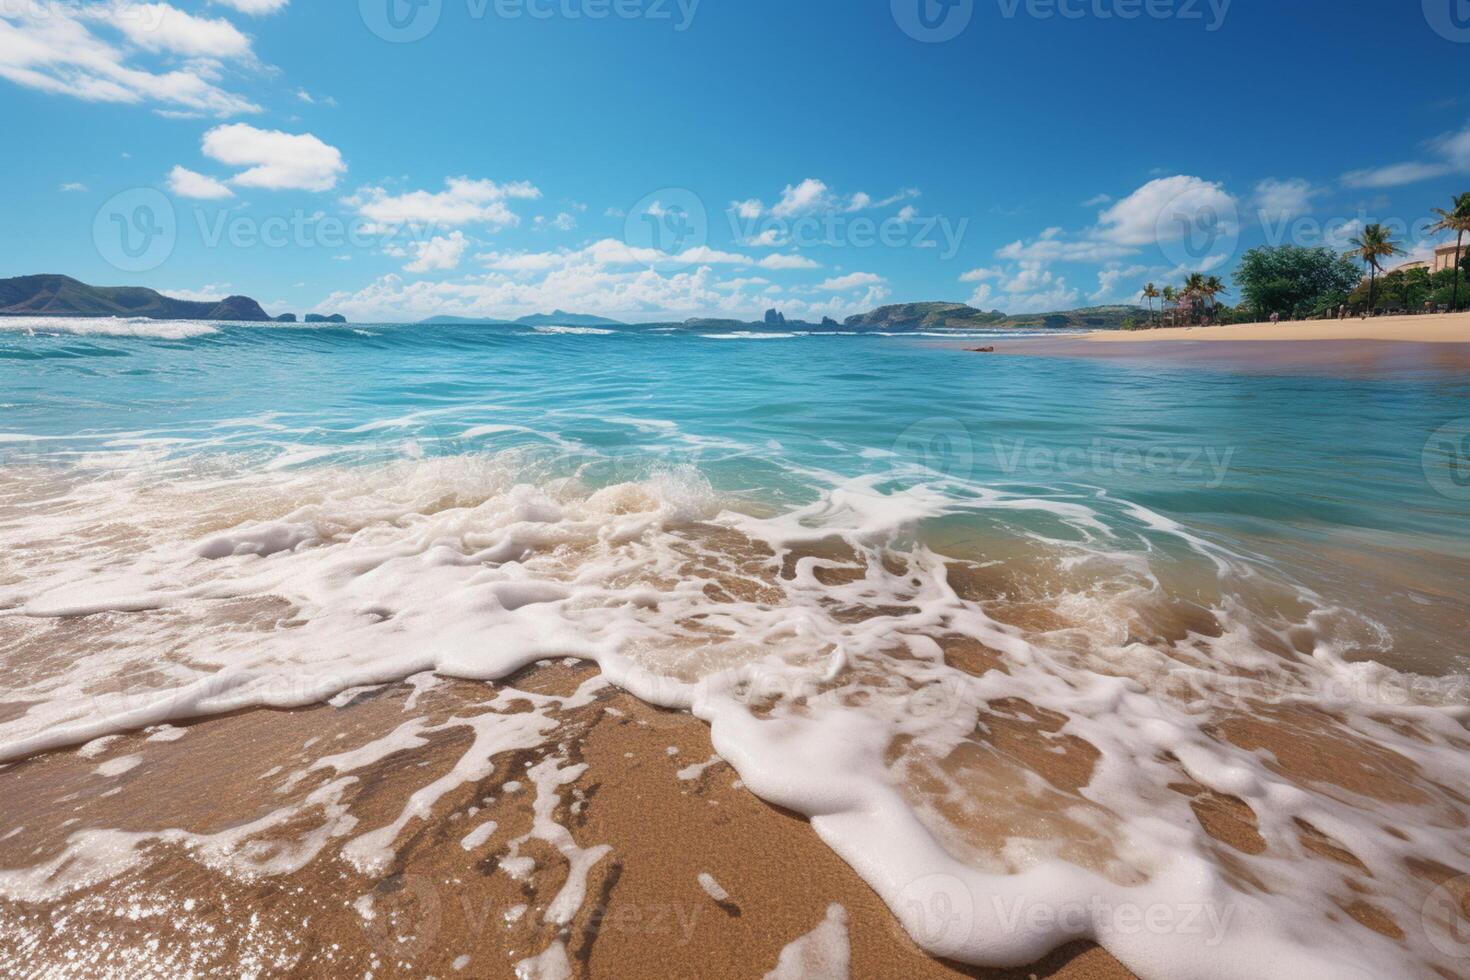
[4, 319, 1467, 671]
[2, 318, 1469, 978]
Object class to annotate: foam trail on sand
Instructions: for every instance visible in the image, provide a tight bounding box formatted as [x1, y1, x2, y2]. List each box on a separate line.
[0, 453, 1466, 979]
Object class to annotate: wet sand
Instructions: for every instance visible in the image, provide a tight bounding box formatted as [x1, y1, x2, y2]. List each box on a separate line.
[0, 666, 1134, 979]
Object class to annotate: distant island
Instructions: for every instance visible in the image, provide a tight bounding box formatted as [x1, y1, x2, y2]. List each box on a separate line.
[1, 275, 1145, 332]
[0, 275, 347, 324]
[420, 310, 626, 328]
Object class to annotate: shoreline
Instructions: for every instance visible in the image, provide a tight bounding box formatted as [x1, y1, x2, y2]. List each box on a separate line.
[984, 312, 1470, 374]
[1078, 311, 1470, 345]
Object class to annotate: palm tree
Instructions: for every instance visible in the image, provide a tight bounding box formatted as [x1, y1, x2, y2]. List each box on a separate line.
[1430, 192, 1470, 312]
[1182, 272, 1207, 324]
[1142, 282, 1160, 326]
[1345, 224, 1404, 316]
[1202, 275, 1227, 323]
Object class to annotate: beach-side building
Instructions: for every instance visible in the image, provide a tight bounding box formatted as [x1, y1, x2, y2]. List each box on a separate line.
[1397, 243, 1467, 275]
[1431, 242, 1465, 273]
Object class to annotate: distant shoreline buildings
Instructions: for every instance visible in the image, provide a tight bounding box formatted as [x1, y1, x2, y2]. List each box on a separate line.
[1393, 242, 1465, 275]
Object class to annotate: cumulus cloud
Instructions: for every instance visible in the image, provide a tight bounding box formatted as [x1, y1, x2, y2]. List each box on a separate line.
[815, 272, 884, 291]
[92, 3, 252, 59]
[202, 124, 345, 191]
[758, 253, 821, 270]
[167, 164, 234, 198]
[997, 236, 1134, 263]
[1253, 177, 1322, 224]
[771, 178, 833, 218]
[1095, 175, 1238, 247]
[404, 231, 469, 273]
[212, 0, 289, 13]
[0, 2, 259, 116]
[963, 261, 1078, 314]
[740, 182, 920, 221]
[346, 176, 540, 231]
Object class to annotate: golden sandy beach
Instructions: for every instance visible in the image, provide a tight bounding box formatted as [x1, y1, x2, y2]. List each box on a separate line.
[988, 312, 1470, 375]
[1084, 312, 1470, 344]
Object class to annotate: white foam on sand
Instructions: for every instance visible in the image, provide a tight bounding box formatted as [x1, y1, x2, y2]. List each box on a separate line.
[765, 904, 850, 980]
[0, 456, 1466, 978]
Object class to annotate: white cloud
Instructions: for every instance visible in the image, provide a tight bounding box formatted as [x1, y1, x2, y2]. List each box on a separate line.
[1089, 267, 1132, 304]
[167, 164, 234, 198]
[846, 192, 872, 212]
[405, 231, 469, 273]
[959, 266, 1001, 282]
[164, 282, 232, 301]
[730, 198, 764, 220]
[758, 253, 821, 270]
[1341, 161, 1453, 189]
[816, 272, 884, 291]
[875, 188, 920, 208]
[1253, 177, 1321, 223]
[771, 178, 833, 218]
[972, 261, 1080, 314]
[997, 236, 1135, 263]
[91, 3, 252, 59]
[1341, 121, 1470, 189]
[1095, 175, 1238, 247]
[1082, 193, 1112, 207]
[533, 211, 576, 232]
[895, 205, 917, 223]
[211, 0, 289, 13]
[741, 228, 786, 247]
[202, 124, 345, 191]
[347, 176, 539, 230]
[59, 182, 87, 192]
[0, 2, 259, 116]
[295, 88, 336, 107]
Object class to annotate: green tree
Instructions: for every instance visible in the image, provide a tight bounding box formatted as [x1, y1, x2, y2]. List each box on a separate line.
[1142, 282, 1160, 326]
[1232, 244, 1362, 320]
[1429, 192, 1470, 312]
[1344, 225, 1404, 316]
[1202, 275, 1227, 323]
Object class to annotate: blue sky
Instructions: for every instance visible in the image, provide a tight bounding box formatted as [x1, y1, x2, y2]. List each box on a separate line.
[2, 0, 1469, 321]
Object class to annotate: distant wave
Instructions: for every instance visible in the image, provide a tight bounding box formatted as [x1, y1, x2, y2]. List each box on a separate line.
[0, 316, 222, 339]
[700, 331, 796, 340]
[532, 325, 617, 336]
